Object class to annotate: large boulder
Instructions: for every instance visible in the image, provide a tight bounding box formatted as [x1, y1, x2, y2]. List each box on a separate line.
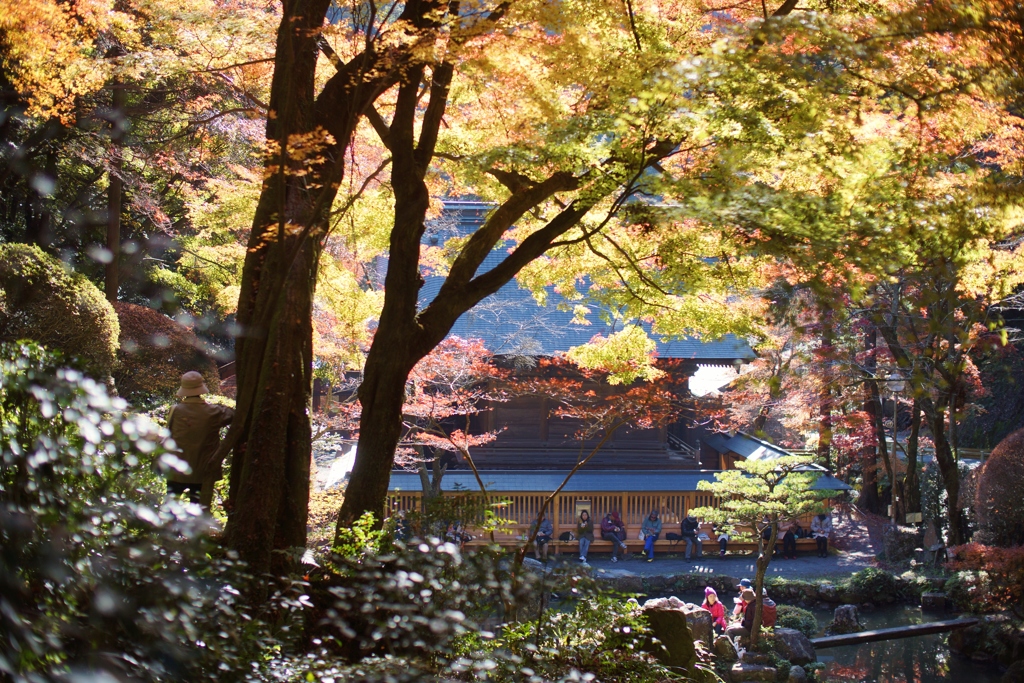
[683, 603, 715, 646]
[827, 604, 862, 635]
[773, 627, 817, 665]
[729, 662, 777, 682]
[643, 597, 713, 645]
[641, 598, 698, 670]
[788, 665, 808, 683]
[714, 634, 739, 662]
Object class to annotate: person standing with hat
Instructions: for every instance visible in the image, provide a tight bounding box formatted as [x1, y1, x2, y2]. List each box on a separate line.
[166, 371, 234, 508]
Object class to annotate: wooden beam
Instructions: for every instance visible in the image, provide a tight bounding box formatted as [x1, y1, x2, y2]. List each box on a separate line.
[810, 618, 978, 649]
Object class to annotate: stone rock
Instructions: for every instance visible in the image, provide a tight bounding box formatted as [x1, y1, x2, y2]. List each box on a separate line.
[921, 592, 947, 611]
[616, 574, 645, 595]
[522, 557, 545, 571]
[642, 597, 714, 645]
[641, 599, 698, 670]
[1002, 660, 1024, 683]
[740, 650, 771, 665]
[788, 665, 808, 683]
[773, 627, 817, 665]
[818, 583, 840, 602]
[645, 574, 673, 593]
[714, 634, 739, 662]
[685, 604, 715, 646]
[828, 604, 862, 635]
[729, 662, 777, 682]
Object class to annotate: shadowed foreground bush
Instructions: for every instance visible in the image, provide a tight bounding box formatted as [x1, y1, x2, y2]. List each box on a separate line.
[0, 342, 281, 682]
[1, 343, 678, 683]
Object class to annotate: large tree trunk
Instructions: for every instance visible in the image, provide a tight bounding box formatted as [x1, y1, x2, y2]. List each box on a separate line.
[928, 397, 966, 545]
[222, 0, 438, 587]
[223, 0, 352, 584]
[904, 398, 922, 514]
[860, 326, 882, 514]
[817, 311, 834, 468]
[873, 317, 966, 544]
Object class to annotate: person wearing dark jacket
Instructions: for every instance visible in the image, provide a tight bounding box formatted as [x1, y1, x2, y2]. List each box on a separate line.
[681, 514, 702, 559]
[166, 371, 234, 509]
[726, 589, 777, 641]
[601, 511, 628, 562]
[533, 514, 554, 562]
[782, 520, 801, 559]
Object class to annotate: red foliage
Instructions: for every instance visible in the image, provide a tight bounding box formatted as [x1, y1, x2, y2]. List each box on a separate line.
[975, 427, 1024, 546]
[947, 543, 1024, 611]
[113, 302, 220, 405]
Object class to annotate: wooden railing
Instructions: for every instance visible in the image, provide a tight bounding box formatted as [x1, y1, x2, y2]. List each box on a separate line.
[388, 489, 822, 554]
[387, 490, 723, 541]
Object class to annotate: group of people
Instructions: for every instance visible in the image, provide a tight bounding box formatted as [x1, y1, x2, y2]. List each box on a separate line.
[532, 508, 835, 563]
[701, 578, 777, 643]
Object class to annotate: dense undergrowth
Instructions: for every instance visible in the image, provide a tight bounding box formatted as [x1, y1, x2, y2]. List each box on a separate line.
[0, 342, 676, 682]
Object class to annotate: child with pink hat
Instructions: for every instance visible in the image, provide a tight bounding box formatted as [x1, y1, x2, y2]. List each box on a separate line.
[702, 586, 727, 631]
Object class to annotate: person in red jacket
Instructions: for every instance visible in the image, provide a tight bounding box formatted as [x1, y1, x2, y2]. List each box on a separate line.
[703, 586, 727, 632]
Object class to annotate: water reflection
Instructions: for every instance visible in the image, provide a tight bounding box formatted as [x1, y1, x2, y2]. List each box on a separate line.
[813, 605, 1002, 683]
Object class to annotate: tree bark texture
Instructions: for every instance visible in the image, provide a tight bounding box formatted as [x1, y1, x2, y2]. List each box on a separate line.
[904, 399, 922, 514]
[860, 325, 882, 514]
[873, 317, 966, 544]
[817, 310, 833, 468]
[223, 0, 432, 583]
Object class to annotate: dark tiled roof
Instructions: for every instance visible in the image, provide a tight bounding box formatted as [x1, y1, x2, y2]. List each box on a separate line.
[703, 433, 732, 454]
[417, 201, 756, 364]
[388, 469, 720, 492]
[723, 432, 792, 460]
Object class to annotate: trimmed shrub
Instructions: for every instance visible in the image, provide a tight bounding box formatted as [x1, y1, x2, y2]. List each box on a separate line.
[975, 428, 1024, 547]
[776, 605, 818, 637]
[847, 567, 903, 602]
[948, 543, 1024, 613]
[0, 243, 118, 376]
[113, 302, 220, 405]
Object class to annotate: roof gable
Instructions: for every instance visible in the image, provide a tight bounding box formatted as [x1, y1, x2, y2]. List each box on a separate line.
[418, 201, 756, 364]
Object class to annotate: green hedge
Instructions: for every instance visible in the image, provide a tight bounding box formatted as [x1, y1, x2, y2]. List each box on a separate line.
[0, 243, 118, 376]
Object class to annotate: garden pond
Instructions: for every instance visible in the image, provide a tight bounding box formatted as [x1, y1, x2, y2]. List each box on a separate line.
[669, 592, 1004, 682]
[806, 603, 1002, 683]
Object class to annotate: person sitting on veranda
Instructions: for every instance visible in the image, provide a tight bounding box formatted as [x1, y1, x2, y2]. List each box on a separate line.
[601, 510, 628, 562]
[811, 512, 833, 557]
[782, 520, 801, 559]
[641, 510, 662, 562]
[680, 514, 702, 559]
[577, 510, 594, 564]
[533, 514, 554, 562]
[714, 523, 730, 557]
